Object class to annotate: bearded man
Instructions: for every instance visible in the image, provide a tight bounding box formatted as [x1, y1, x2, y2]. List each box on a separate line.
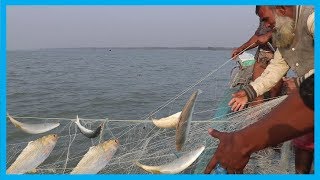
[205, 6, 314, 174]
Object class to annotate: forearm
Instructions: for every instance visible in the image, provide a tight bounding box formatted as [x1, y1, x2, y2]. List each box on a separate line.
[237, 35, 259, 52]
[244, 50, 289, 101]
[237, 92, 314, 155]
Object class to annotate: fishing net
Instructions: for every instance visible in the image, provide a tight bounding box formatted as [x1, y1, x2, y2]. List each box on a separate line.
[7, 95, 296, 174]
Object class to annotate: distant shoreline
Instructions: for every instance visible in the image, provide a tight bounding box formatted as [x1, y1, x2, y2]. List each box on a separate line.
[7, 47, 235, 52]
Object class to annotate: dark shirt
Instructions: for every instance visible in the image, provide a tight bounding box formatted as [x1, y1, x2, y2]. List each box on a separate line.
[299, 74, 314, 111]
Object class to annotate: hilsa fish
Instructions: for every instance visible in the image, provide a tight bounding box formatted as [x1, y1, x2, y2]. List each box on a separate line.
[74, 115, 102, 138]
[70, 139, 119, 174]
[7, 114, 60, 134]
[136, 145, 205, 174]
[152, 111, 181, 128]
[7, 134, 58, 174]
[175, 89, 202, 151]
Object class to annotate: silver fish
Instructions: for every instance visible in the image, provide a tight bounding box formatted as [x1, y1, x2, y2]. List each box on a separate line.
[175, 89, 202, 151]
[7, 114, 60, 134]
[70, 139, 119, 174]
[136, 145, 205, 174]
[152, 111, 181, 128]
[7, 134, 58, 174]
[74, 115, 102, 138]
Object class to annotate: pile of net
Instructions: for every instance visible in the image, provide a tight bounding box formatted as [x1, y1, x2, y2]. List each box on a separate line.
[7, 95, 295, 174]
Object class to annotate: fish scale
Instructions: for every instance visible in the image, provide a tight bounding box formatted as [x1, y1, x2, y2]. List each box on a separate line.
[7, 134, 58, 174]
[70, 139, 119, 174]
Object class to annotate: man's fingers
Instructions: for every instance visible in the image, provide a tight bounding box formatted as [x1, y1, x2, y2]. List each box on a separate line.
[204, 155, 218, 174]
[239, 104, 246, 111]
[234, 103, 242, 112]
[235, 169, 244, 174]
[208, 128, 222, 138]
[228, 98, 236, 106]
[231, 101, 238, 112]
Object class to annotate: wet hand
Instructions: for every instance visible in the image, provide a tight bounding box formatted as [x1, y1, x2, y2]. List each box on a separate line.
[204, 128, 250, 174]
[228, 90, 248, 112]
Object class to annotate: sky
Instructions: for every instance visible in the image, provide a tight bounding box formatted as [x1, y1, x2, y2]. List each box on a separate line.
[7, 6, 259, 50]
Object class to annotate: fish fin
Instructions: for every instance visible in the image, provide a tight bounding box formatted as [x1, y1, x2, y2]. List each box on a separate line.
[135, 161, 143, 167]
[135, 161, 162, 174]
[14, 124, 21, 129]
[150, 170, 161, 174]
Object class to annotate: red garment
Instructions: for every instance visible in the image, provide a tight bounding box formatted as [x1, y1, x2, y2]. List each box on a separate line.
[293, 133, 314, 151]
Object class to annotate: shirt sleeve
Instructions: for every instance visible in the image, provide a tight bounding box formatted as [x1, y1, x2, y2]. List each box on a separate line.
[294, 69, 314, 87]
[243, 50, 290, 101]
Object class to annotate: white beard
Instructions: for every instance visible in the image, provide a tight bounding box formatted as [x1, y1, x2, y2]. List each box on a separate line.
[272, 14, 295, 48]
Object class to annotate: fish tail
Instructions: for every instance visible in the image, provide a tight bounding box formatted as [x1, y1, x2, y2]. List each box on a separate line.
[176, 144, 182, 151]
[73, 115, 80, 123]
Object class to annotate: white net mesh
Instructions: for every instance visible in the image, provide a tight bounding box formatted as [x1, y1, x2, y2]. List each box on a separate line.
[6, 95, 295, 174]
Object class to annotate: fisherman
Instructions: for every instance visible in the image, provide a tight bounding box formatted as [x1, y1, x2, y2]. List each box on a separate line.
[209, 5, 314, 174]
[204, 74, 314, 174]
[231, 6, 283, 106]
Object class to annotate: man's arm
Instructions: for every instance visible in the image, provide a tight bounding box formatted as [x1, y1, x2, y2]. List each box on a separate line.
[231, 35, 259, 59]
[205, 90, 314, 174]
[228, 49, 290, 112]
[244, 49, 290, 101]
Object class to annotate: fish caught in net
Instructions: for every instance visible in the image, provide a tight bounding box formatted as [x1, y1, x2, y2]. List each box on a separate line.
[6, 95, 295, 174]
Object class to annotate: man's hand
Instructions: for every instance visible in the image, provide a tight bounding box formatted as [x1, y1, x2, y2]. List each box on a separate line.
[283, 77, 298, 94]
[228, 90, 248, 112]
[231, 48, 243, 60]
[204, 128, 250, 174]
[256, 32, 272, 45]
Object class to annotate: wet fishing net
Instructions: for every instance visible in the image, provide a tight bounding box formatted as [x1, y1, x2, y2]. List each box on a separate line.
[6, 94, 295, 174]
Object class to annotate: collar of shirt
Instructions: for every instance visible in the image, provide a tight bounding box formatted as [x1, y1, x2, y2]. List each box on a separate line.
[295, 5, 302, 29]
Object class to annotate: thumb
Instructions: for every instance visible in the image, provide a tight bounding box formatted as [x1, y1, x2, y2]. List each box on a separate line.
[208, 128, 222, 139]
[204, 155, 218, 174]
